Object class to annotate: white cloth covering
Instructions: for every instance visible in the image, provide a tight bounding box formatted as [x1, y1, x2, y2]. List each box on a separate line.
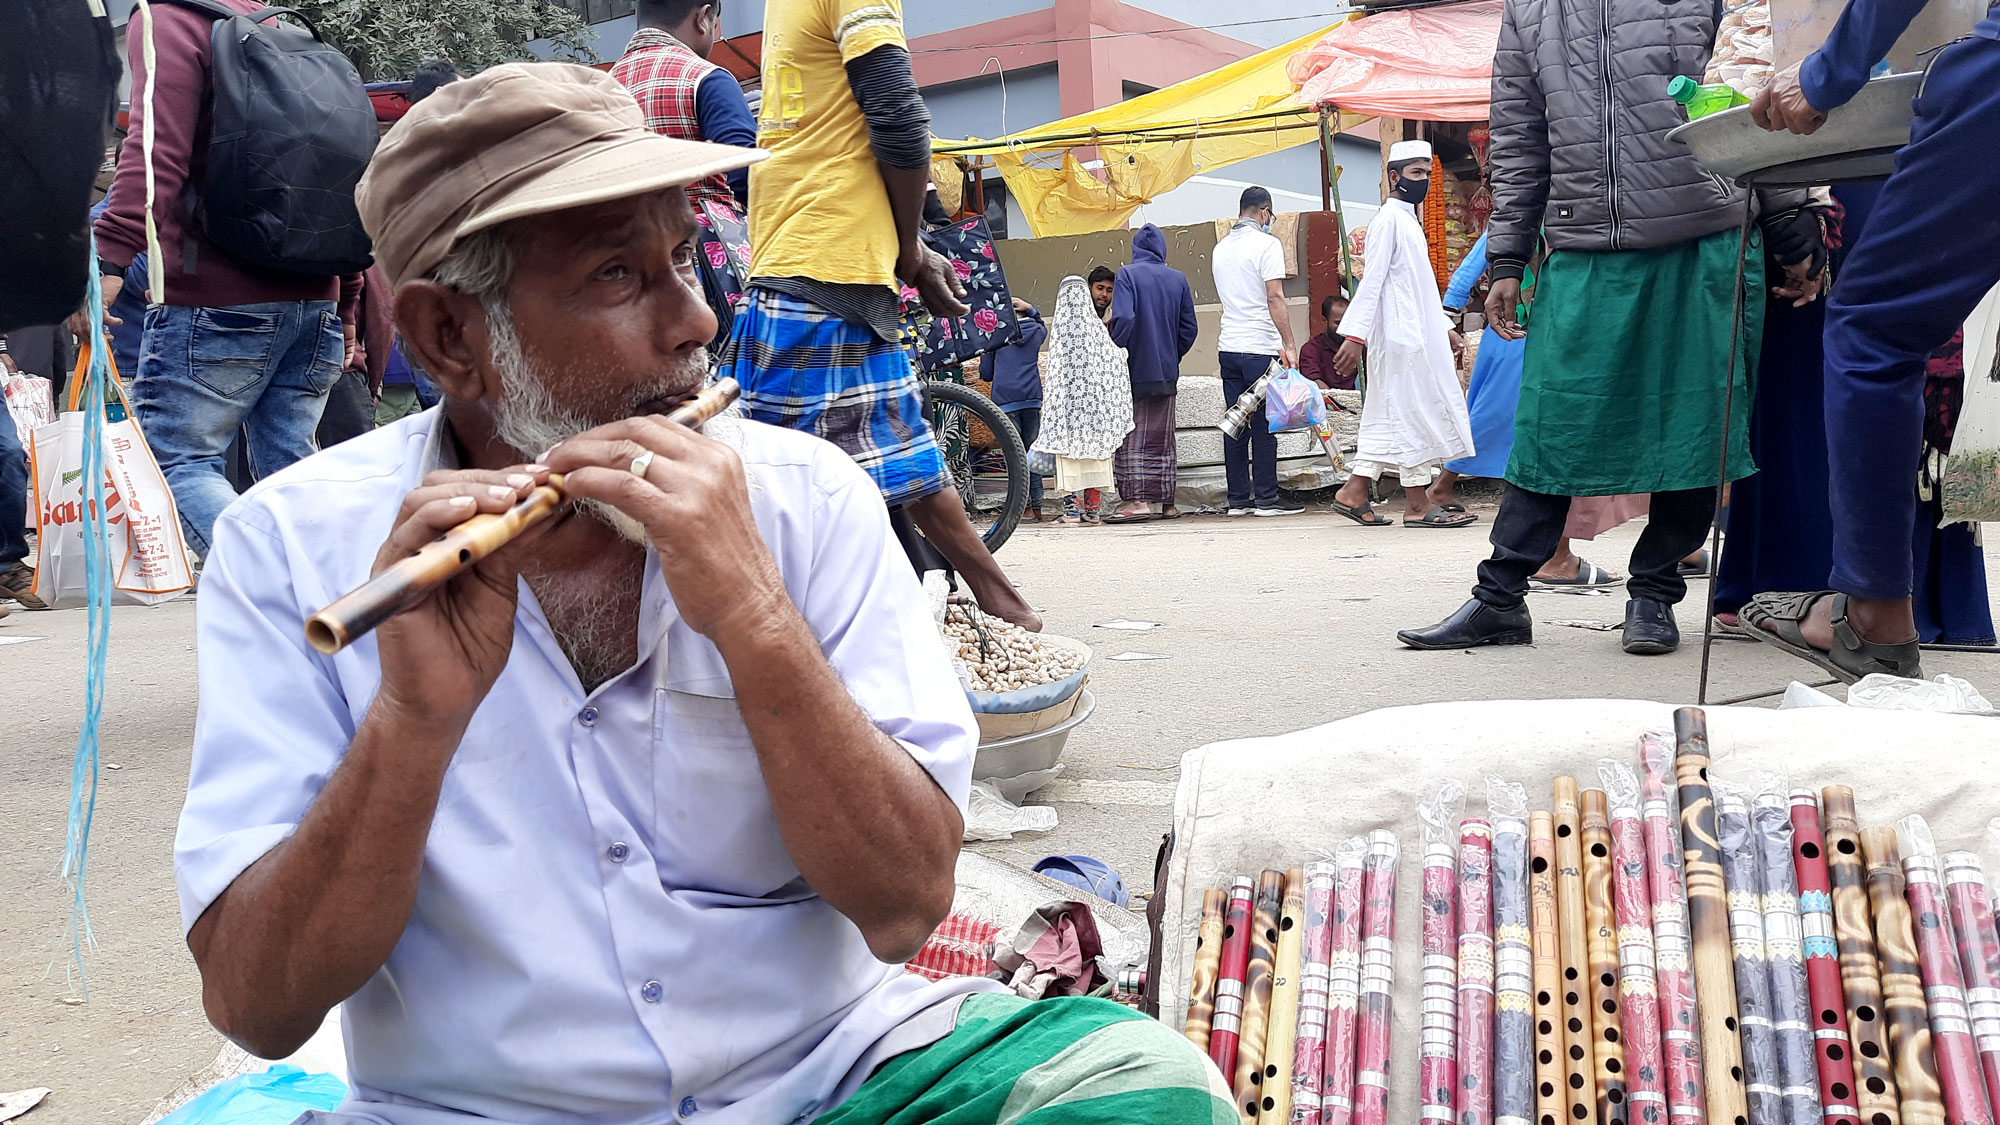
[1336, 199, 1474, 471]
[1032, 275, 1133, 462]
[174, 408, 998, 1125]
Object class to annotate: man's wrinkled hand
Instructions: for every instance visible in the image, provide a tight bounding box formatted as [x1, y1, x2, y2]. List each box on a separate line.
[65, 274, 126, 338]
[901, 246, 969, 319]
[1750, 63, 1829, 135]
[541, 416, 792, 641]
[1484, 279, 1526, 341]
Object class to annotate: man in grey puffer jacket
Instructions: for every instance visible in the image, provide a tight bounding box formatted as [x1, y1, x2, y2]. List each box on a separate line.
[1398, 0, 1826, 658]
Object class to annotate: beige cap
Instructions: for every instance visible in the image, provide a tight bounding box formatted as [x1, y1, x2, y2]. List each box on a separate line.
[356, 62, 766, 288]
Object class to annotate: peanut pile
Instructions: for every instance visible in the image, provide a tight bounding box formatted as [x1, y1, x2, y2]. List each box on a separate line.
[943, 607, 1086, 694]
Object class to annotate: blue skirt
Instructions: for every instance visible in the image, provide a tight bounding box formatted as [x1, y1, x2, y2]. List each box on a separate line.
[1445, 327, 1526, 477]
[721, 288, 950, 506]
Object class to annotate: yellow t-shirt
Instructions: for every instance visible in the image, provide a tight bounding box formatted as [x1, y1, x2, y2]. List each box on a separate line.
[750, 0, 905, 288]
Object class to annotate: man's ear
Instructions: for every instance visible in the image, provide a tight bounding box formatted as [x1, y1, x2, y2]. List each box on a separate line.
[395, 281, 491, 403]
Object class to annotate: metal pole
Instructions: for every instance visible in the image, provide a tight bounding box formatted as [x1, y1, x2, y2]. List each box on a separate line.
[1319, 107, 1333, 213]
[1320, 106, 1357, 297]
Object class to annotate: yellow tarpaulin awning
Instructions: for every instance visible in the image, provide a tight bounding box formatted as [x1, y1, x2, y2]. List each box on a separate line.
[935, 22, 1371, 238]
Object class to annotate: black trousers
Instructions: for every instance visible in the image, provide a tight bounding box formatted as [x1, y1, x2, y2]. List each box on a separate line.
[1472, 484, 1718, 610]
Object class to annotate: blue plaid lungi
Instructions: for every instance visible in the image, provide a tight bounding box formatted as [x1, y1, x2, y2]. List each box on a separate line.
[722, 288, 951, 506]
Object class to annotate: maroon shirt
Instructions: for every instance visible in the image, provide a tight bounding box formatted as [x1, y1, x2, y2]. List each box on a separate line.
[94, 0, 352, 312]
[1299, 331, 1355, 391]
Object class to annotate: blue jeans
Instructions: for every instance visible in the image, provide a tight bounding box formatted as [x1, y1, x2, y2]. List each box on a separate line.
[130, 300, 341, 556]
[0, 406, 26, 569]
[1825, 38, 2000, 600]
[1219, 351, 1280, 508]
[1004, 404, 1043, 508]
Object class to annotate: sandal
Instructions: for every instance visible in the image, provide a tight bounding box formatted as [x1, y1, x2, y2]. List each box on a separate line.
[1530, 558, 1620, 587]
[1331, 500, 1394, 527]
[1438, 503, 1468, 513]
[1158, 506, 1183, 520]
[1740, 590, 1923, 684]
[1102, 509, 1156, 525]
[1404, 506, 1478, 528]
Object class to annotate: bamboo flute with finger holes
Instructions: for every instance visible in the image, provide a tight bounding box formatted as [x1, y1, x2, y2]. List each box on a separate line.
[1533, 812, 1569, 1125]
[1675, 707, 1751, 1125]
[1556, 777, 1600, 1125]
[303, 377, 741, 654]
[1583, 788, 1632, 1125]
[1640, 732, 1706, 1125]
[1791, 790, 1862, 1125]
[1825, 788, 1903, 1125]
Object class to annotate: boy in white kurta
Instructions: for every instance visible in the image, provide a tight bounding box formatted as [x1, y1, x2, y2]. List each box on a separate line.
[1329, 141, 1476, 528]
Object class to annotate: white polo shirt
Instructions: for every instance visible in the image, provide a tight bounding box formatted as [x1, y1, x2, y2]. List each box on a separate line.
[175, 408, 995, 1125]
[1211, 220, 1287, 356]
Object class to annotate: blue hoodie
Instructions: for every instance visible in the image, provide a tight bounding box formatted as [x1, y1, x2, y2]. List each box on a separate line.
[1108, 224, 1199, 397]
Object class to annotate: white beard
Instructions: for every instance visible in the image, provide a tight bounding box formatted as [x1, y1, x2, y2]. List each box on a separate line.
[484, 301, 710, 546]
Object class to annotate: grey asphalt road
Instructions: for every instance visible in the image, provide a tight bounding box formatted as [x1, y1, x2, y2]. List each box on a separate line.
[4, 500, 1994, 1122]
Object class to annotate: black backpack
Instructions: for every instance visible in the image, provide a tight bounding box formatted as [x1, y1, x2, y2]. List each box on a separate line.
[155, 0, 376, 276]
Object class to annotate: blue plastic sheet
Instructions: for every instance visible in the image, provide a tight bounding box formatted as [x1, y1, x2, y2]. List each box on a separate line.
[158, 1066, 347, 1125]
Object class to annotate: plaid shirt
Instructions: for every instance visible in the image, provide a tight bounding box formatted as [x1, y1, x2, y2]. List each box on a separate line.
[610, 28, 736, 214]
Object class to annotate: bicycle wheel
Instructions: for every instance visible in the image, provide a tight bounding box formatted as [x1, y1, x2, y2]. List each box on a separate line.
[921, 380, 1028, 553]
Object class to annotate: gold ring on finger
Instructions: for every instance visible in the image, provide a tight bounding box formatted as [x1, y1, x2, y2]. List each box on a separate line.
[629, 449, 656, 479]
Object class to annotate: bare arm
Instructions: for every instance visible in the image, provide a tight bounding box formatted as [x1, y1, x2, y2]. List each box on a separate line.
[187, 468, 558, 1058]
[1266, 278, 1299, 368]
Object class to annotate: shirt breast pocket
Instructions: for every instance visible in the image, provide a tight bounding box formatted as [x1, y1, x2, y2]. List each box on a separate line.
[651, 686, 804, 898]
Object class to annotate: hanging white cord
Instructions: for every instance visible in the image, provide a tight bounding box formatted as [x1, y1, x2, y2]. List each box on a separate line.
[137, 0, 165, 302]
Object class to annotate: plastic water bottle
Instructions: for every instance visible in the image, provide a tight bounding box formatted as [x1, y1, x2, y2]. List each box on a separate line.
[1668, 75, 1751, 119]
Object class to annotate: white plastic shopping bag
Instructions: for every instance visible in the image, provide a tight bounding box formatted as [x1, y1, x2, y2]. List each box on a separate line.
[4, 371, 56, 436]
[1941, 280, 2000, 526]
[27, 344, 194, 608]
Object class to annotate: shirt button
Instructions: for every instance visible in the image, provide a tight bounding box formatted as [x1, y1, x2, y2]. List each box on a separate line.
[679, 1096, 698, 1117]
[578, 705, 599, 727]
[607, 841, 630, 863]
[641, 980, 663, 1003]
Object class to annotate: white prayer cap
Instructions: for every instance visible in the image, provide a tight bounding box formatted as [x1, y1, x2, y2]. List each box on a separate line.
[1387, 139, 1433, 164]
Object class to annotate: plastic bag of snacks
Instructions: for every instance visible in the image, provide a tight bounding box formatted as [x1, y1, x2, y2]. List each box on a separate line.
[1703, 0, 1774, 95]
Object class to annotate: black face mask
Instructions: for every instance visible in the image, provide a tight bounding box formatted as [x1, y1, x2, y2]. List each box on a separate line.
[1394, 176, 1431, 205]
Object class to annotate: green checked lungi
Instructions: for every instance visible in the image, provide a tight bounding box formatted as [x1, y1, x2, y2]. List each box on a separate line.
[819, 994, 1234, 1124]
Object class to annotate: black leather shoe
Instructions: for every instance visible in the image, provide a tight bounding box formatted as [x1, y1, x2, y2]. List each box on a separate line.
[1622, 597, 1680, 655]
[1398, 598, 1533, 650]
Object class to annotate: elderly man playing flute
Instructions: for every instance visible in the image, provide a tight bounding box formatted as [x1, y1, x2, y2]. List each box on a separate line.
[172, 63, 1226, 1125]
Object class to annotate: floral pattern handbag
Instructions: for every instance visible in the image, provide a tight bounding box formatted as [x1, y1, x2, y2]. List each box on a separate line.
[909, 216, 1019, 373]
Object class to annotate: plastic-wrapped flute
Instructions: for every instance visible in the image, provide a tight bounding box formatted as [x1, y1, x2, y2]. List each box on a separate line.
[1582, 789, 1632, 1125]
[1675, 707, 1751, 1125]
[1532, 812, 1567, 1125]
[1239, 870, 1287, 1121]
[1264, 870, 1308, 1125]
[1188, 888, 1229, 1052]
[1897, 819, 1993, 1125]
[1292, 860, 1342, 1125]
[1824, 788, 1901, 1125]
[1213, 877, 1258, 1079]
[1491, 780, 1536, 1125]
[1641, 732, 1706, 1125]
[1942, 851, 2000, 1116]
[1863, 828, 1946, 1125]
[1555, 777, 1600, 1125]
[1460, 820, 1498, 1125]
[1325, 841, 1371, 1125]
[1421, 834, 1461, 1125]
[1753, 792, 1822, 1125]
[1353, 830, 1401, 1125]
[1790, 790, 1862, 1125]
[1602, 759, 1669, 1125]
[1721, 792, 1783, 1125]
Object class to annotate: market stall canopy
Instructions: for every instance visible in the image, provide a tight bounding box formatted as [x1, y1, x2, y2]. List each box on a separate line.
[934, 23, 1370, 238]
[1288, 0, 1504, 121]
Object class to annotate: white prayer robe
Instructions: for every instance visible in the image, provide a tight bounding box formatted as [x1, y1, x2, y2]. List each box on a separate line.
[1335, 199, 1475, 470]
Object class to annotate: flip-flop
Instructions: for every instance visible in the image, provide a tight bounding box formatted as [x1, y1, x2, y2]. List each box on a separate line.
[1158, 506, 1183, 520]
[1404, 506, 1478, 528]
[1530, 558, 1620, 587]
[1439, 503, 1468, 513]
[1102, 510, 1157, 525]
[1331, 500, 1394, 527]
[1740, 590, 1923, 684]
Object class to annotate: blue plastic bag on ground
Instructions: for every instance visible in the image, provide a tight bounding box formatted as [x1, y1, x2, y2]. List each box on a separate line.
[1264, 368, 1326, 432]
[158, 1066, 347, 1125]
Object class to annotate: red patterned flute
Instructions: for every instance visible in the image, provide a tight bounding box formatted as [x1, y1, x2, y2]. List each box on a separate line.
[1292, 860, 1342, 1125]
[1213, 876, 1258, 1080]
[1325, 842, 1370, 1125]
[1790, 790, 1861, 1125]
[1422, 832, 1461, 1125]
[1353, 830, 1402, 1125]
[1641, 732, 1707, 1125]
[1460, 819, 1497, 1125]
[1603, 758, 1670, 1125]
[1942, 852, 2000, 1117]
[1898, 818, 1995, 1125]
